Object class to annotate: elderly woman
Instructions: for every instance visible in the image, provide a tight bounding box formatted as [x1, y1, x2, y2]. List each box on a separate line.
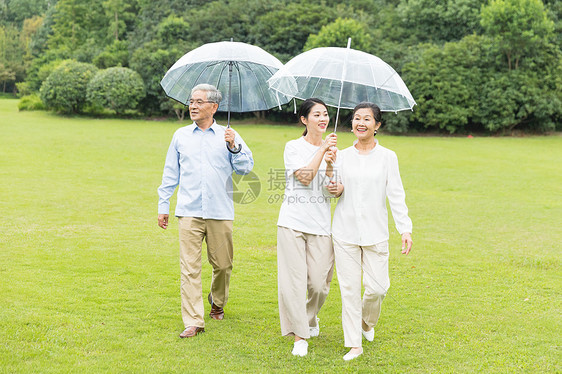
[277, 98, 337, 357]
[325, 102, 413, 361]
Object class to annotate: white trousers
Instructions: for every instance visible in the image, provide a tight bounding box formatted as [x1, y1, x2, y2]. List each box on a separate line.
[333, 236, 390, 347]
[277, 226, 334, 338]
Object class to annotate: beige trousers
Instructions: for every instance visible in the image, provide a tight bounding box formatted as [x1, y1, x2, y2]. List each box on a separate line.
[179, 217, 233, 328]
[333, 236, 390, 347]
[277, 226, 334, 338]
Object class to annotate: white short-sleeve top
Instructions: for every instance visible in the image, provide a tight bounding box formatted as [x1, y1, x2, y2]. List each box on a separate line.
[277, 137, 332, 236]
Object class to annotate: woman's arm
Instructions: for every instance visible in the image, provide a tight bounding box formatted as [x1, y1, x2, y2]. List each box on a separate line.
[324, 147, 343, 197]
[386, 151, 413, 252]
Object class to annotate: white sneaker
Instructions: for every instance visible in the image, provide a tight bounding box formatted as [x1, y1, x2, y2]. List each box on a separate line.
[309, 317, 320, 337]
[362, 328, 374, 342]
[292, 340, 308, 357]
[343, 347, 363, 361]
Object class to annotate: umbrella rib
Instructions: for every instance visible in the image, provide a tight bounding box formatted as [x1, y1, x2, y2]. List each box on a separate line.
[216, 61, 230, 87]
[309, 75, 324, 101]
[194, 61, 220, 87]
[236, 62, 242, 112]
[378, 64, 399, 90]
[169, 65, 201, 105]
[369, 61, 378, 88]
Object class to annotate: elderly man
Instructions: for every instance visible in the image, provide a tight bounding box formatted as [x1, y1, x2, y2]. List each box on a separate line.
[157, 84, 254, 338]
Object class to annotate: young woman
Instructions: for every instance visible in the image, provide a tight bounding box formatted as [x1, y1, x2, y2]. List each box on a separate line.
[277, 98, 337, 357]
[325, 102, 413, 361]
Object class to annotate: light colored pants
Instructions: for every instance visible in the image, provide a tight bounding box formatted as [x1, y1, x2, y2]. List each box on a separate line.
[333, 236, 390, 347]
[277, 226, 334, 338]
[179, 217, 233, 328]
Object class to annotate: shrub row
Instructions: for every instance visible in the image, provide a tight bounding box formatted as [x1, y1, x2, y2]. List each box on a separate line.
[38, 60, 145, 115]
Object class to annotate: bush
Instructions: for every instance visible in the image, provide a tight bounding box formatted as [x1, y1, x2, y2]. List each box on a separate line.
[39, 60, 98, 114]
[86, 67, 145, 114]
[18, 94, 46, 111]
[26, 59, 68, 92]
[15, 82, 31, 97]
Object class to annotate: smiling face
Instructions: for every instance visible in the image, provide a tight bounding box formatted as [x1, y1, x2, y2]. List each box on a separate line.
[352, 107, 381, 140]
[301, 103, 329, 136]
[189, 90, 219, 127]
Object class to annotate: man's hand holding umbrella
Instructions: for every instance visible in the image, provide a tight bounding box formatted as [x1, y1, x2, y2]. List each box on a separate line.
[224, 128, 238, 152]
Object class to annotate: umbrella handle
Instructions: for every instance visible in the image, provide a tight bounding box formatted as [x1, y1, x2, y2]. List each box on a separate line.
[226, 142, 242, 154]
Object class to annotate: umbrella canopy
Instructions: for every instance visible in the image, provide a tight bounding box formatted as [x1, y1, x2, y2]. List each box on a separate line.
[267, 40, 416, 130]
[161, 41, 291, 113]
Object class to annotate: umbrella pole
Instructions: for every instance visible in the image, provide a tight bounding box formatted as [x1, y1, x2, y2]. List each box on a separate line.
[226, 60, 242, 154]
[334, 38, 352, 133]
[228, 61, 232, 128]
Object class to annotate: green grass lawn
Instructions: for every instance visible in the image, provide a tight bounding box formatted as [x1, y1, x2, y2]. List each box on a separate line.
[1, 98, 560, 373]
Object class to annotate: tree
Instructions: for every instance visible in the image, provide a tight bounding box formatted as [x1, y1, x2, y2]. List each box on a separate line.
[0, 24, 26, 92]
[474, 60, 562, 133]
[0, 63, 16, 92]
[87, 67, 145, 114]
[249, 1, 339, 62]
[92, 39, 129, 68]
[397, 0, 487, 43]
[304, 18, 372, 51]
[481, 0, 555, 70]
[156, 15, 190, 45]
[39, 60, 97, 113]
[102, 0, 137, 42]
[127, 0, 189, 48]
[401, 36, 488, 133]
[129, 43, 181, 115]
[47, 0, 106, 58]
[0, 0, 52, 27]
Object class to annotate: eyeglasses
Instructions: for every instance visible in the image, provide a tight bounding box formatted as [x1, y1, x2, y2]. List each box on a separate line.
[189, 99, 214, 106]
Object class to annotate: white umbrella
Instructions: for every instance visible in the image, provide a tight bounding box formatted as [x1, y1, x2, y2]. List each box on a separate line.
[268, 39, 416, 131]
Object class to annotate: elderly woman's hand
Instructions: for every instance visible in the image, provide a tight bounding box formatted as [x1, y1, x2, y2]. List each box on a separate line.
[401, 233, 413, 254]
[327, 180, 343, 197]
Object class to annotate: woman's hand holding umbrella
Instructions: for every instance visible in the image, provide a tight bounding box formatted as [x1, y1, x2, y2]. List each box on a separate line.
[321, 133, 338, 152]
[324, 135, 343, 197]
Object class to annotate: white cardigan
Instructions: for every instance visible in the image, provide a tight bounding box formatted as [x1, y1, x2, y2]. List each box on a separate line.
[331, 140, 412, 246]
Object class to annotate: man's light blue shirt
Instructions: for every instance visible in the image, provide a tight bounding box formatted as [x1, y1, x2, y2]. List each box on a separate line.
[158, 121, 254, 220]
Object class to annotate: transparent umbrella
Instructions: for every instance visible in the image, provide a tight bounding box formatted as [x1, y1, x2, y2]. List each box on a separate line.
[161, 40, 291, 126]
[268, 39, 416, 131]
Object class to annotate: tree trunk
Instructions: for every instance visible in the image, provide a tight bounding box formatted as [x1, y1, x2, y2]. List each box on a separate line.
[174, 107, 186, 121]
[507, 116, 527, 133]
[253, 111, 265, 120]
[115, 12, 119, 41]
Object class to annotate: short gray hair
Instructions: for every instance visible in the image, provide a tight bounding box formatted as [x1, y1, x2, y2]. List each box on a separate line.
[191, 84, 222, 104]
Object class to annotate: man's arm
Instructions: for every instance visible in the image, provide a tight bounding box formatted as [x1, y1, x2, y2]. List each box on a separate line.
[157, 135, 180, 228]
[228, 129, 254, 175]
